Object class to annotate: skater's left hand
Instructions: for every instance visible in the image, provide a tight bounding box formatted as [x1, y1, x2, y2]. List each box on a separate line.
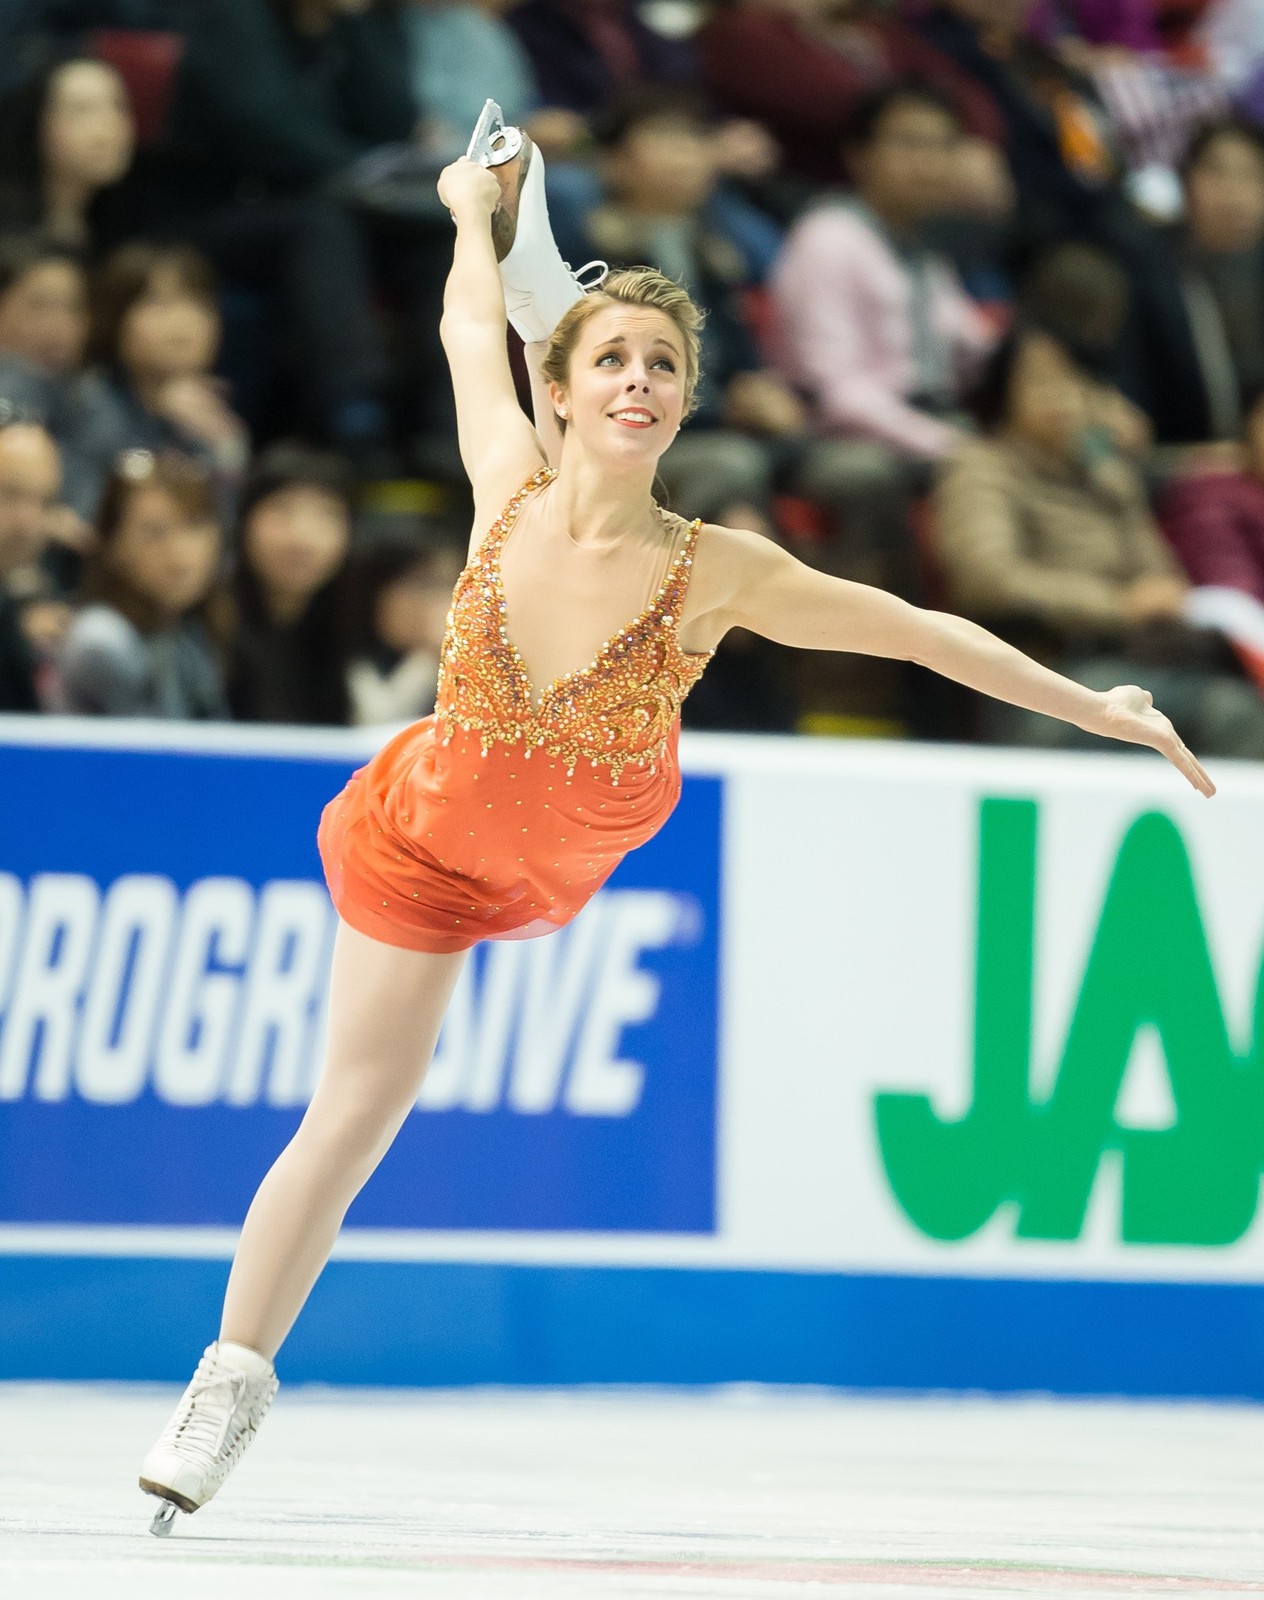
[1083, 684, 1217, 796]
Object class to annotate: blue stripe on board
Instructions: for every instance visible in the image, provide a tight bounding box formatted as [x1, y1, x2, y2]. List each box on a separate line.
[3, 1258, 1262, 1398]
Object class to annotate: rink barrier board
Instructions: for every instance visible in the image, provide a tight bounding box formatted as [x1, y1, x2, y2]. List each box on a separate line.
[3, 719, 1264, 1397]
[3, 1256, 1263, 1399]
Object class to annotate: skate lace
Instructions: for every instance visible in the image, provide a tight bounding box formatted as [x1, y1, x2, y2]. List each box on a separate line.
[165, 1360, 256, 1469]
[569, 259, 608, 290]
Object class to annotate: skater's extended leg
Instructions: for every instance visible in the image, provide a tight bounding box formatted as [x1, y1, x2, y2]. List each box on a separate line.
[220, 920, 468, 1359]
[139, 921, 467, 1530]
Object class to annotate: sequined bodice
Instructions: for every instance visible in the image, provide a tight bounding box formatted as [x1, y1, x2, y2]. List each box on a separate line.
[436, 466, 714, 784]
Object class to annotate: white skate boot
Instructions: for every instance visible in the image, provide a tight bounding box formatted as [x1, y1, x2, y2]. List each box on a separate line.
[467, 97, 607, 343]
[139, 1340, 278, 1536]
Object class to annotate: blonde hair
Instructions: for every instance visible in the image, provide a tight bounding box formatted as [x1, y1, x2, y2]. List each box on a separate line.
[540, 267, 705, 427]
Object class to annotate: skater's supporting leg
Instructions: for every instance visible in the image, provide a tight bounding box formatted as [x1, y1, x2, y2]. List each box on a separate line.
[219, 920, 468, 1359]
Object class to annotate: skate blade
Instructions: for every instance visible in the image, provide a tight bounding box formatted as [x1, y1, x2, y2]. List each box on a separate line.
[149, 1500, 178, 1536]
[467, 98, 524, 168]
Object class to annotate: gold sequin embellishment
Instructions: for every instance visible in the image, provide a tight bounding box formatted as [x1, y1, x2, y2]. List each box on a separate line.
[435, 466, 714, 784]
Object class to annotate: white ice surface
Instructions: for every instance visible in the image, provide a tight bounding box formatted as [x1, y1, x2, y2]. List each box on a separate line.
[2, 1384, 1263, 1598]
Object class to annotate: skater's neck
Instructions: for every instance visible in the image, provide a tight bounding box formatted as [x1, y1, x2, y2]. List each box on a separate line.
[547, 455, 661, 551]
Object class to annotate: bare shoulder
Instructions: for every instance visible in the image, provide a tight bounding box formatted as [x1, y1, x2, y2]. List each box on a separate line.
[678, 519, 794, 652]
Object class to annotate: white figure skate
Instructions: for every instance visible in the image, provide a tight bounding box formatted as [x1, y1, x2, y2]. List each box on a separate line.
[466, 97, 607, 343]
[139, 1340, 278, 1536]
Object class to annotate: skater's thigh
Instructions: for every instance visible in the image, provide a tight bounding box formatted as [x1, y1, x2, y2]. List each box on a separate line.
[317, 918, 470, 1105]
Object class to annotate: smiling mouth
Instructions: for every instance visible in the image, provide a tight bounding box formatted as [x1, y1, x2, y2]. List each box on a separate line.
[608, 408, 656, 428]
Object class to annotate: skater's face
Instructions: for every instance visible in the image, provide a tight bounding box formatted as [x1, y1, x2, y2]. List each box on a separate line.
[1185, 132, 1264, 255]
[551, 305, 688, 463]
[244, 484, 350, 614]
[0, 258, 89, 374]
[108, 482, 221, 617]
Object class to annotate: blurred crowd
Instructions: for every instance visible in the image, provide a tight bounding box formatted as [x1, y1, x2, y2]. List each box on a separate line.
[5, 0, 1264, 756]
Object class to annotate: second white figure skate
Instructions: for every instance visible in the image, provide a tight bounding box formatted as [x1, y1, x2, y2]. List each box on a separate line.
[467, 97, 607, 343]
[139, 1339, 278, 1536]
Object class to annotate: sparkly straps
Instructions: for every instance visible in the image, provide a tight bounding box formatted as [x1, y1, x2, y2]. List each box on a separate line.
[436, 465, 714, 782]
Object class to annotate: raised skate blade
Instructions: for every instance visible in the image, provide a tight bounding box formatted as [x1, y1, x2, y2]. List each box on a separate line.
[467, 98, 523, 168]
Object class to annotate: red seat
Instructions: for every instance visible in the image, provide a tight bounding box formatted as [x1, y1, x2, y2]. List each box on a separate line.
[89, 29, 184, 147]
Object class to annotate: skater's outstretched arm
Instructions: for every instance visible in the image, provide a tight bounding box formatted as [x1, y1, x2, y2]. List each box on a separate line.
[437, 158, 545, 552]
[690, 524, 1216, 795]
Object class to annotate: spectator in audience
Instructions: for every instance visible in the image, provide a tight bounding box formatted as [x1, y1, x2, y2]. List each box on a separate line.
[507, 0, 697, 117]
[912, 0, 1121, 241]
[0, 233, 124, 525]
[771, 83, 996, 469]
[576, 91, 928, 595]
[698, 0, 1005, 187]
[341, 531, 464, 725]
[161, 0, 418, 211]
[90, 243, 250, 505]
[1016, 238, 1153, 458]
[228, 441, 353, 725]
[1158, 385, 1264, 602]
[58, 447, 230, 718]
[907, 0, 1217, 443]
[148, 0, 452, 460]
[1170, 117, 1264, 445]
[407, 0, 542, 153]
[0, 55, 135, 252]
[0, 414, 61, 711]
[933, 324, 1264, 756]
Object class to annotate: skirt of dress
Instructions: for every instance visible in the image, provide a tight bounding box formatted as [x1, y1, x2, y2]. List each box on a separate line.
[317, 714, 681, 953]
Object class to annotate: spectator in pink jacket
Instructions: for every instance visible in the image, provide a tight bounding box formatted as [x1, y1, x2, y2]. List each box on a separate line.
[770, 81, 998, 468]
[1158, 387, 1264, 602]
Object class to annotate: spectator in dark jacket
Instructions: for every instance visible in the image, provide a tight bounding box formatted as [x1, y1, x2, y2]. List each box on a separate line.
[142, 0, 444, 457]
[1170, 117, 1264, 445]
[508, 0, 697, 116]
[228, 442, 353, 725]
[58, 448, 230, 719]
[162, 0, 417, 209]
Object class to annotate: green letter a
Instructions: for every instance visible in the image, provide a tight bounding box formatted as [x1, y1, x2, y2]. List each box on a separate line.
[1017, 811, 1259, 1246]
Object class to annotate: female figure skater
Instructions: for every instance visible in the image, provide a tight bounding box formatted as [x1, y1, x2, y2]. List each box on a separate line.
[137, 106, 1215, 1535]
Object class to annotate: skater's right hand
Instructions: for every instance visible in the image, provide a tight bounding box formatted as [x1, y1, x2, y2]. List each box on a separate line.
[437, 157, 501, 223]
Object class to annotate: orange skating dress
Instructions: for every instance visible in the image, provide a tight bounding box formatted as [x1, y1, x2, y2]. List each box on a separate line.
[317, 466, 715, 953]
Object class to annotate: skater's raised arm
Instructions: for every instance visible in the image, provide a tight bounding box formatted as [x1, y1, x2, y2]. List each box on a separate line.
[696, 525, 1216, 796]
[437, 158, 545, 546]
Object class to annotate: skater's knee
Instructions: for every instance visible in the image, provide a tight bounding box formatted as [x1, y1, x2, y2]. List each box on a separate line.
[297, 1082, 413, 1172]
